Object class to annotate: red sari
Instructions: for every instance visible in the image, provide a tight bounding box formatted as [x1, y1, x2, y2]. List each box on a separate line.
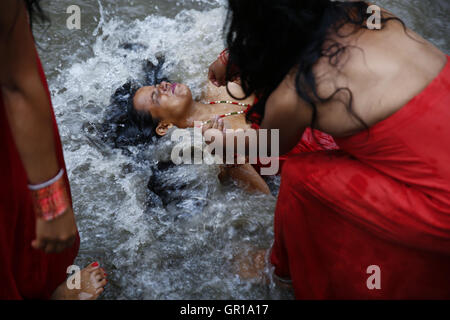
[0, 51, 79, 299]
[271, 56, 450, 299]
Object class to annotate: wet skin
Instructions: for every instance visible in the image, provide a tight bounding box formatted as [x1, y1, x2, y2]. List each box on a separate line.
[133, 81, 271, 195]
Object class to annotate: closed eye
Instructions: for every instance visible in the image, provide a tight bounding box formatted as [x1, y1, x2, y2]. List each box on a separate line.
[152, 90, 159, 105]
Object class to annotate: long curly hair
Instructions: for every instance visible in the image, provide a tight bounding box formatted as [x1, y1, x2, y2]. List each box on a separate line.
[224, 0, 404, 130]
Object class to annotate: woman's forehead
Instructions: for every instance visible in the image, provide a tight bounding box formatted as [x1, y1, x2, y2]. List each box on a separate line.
[134, 87, 154, 110]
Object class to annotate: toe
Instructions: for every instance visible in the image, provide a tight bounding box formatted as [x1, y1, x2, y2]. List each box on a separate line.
[96, 278, 108, 289]
[100, 268, 107, 276]
[94, 287, 104, 298]
[87, 261, 100, 272]
[93, 269, 106, 281]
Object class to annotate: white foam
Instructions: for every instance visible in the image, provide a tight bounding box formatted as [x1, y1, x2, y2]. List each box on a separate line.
[50, 4, 288, 299]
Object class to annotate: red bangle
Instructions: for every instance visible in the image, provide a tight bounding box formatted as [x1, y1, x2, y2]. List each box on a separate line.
[218, 48, 229, 66]
[29, 169, 70, 221]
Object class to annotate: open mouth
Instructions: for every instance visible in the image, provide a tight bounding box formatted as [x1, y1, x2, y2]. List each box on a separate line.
[171, 83, 177, 94]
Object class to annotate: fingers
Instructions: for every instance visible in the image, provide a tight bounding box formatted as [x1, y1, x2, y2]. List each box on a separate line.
[208, 59, 227, 87]
[202, 117, 228, 151]
[63, 235, 76, 249]
[45, 241, 57, 253]
[32, 236, 76, 253]
[217, 118, 225, 132]
[54, 242, 67, 253]
[32, 238, 58, 253]
[201, 120, 214, 136]
[208, 68, 219, 87]
[218, 77, 227, 87]
[52, 235, 76, 253]
[211, 117, 225, 132]
[44, 241, 62, 254]
[202, 117, 227, 135]
[32, 238, 47, 251]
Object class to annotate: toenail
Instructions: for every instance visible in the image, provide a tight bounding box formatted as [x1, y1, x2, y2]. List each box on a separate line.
[92, 262, 99, 267]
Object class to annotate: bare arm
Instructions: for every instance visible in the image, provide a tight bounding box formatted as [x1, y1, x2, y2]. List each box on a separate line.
[203, 74, 310, 160]
[203, 80, 271, 192]
[1, 1, 77, 253]
[220, 164, 271, 195]
[0, 0, 59, 184]
[259, 75, 311, 155]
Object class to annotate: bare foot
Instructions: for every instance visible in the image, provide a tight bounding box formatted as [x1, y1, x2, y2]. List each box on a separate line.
[234, 249, 293, 290]
[234, 249, 267, 280]
[51, 262, 108, 300]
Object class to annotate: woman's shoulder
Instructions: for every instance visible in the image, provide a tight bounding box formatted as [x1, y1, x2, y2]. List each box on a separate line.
[278, 19, 448, 137]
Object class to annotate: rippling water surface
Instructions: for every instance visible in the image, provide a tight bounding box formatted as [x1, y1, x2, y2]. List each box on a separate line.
[34, 0, 449, 299]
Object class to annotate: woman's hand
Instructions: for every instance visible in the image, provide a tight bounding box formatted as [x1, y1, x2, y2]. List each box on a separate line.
[202, 116, 226, 138]
[208, 58, 228, 87]
[202, 117, 226, 163]
[32, 207, 78, 253]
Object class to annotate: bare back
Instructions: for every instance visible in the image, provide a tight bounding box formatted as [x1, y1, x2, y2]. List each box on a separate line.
[311, 16, 447, 137]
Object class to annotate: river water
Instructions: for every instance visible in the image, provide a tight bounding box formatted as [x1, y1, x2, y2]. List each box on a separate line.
[33, 0, 449, 299]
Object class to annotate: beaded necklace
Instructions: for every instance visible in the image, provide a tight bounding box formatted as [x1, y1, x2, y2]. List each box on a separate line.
[202, 101, 252, 125]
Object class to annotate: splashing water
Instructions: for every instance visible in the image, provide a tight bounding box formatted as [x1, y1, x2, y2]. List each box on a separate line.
[44, 1, 287, 299]
[36, 0, 448, 299]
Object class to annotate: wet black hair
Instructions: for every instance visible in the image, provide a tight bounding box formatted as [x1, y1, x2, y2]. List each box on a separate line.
[24, 0, 49, 31]
[224, 0, 406, 131]
[102, 80, 157, 149]
[101, 55, 170, 149]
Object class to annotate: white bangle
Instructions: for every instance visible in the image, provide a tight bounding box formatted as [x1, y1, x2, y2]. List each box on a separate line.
[28, 169, 65, 191]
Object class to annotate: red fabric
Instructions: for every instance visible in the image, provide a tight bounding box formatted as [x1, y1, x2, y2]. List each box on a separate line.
[0, 50, 79, 299]
[252, 127, 339, 175]
[271, 55, 450, 299]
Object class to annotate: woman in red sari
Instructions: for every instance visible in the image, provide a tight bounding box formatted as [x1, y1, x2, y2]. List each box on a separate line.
[0, 0, 107, 299]
[207, 0, 450, 299]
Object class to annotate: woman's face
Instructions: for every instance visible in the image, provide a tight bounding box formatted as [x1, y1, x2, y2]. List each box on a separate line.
[133, 81, 193, 122]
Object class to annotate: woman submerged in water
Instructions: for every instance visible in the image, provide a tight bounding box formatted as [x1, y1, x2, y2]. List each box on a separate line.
[132, 77, 272, 194]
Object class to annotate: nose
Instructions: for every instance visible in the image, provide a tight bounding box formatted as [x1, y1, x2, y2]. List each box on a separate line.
[161, 81, 172, 92]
